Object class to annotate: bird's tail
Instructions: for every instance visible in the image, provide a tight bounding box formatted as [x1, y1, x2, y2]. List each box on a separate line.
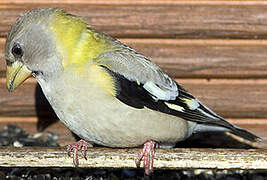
[229, 124, 261, 142]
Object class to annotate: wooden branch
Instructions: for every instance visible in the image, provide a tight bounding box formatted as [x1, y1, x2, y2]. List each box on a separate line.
[1, 147, 267, 170]
[2, 1, 267, 38]
[1, 78, 267, 118]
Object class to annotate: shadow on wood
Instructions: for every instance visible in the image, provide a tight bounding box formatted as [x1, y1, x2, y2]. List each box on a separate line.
[35, 84, 58, 132]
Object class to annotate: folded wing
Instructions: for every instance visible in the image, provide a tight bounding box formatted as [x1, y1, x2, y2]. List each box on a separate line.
[95, 46, 261, 142]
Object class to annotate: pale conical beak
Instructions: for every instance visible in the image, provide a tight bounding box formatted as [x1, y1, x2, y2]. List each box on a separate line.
[6, 61, 32, 92]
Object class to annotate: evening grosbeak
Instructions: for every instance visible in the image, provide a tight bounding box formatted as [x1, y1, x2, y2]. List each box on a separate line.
[5, 8, 261, 175]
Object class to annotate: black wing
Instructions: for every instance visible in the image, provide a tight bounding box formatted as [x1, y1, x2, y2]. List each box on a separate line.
[101, 66, 261, 142]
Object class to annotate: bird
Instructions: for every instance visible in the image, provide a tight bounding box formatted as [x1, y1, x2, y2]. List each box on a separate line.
[5, 8, 261, 175]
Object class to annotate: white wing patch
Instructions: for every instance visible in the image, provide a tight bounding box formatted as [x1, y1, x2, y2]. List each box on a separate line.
[143, 81, 178, 101]
[183, 98, 218, 119]
[182, 98, 200, 110]
[165, 103, 185, 112]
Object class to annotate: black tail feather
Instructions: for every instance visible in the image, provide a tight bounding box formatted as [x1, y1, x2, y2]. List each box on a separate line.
[230, 125, 261, 142]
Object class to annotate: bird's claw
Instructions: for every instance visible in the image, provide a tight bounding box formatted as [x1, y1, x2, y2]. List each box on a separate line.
[67, 139, 90, 166]
[136, 140, 156, 175]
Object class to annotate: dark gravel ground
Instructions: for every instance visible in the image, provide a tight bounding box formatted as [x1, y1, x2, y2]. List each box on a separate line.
[2, 168, 267, 180]
[0, 124, 267, 180]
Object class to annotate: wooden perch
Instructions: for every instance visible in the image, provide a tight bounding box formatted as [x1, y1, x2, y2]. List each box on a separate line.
[1, 147, 267, 170]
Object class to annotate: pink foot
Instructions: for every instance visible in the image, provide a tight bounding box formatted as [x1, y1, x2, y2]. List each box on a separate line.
[136, 140, 156, 175]
[67, 139, 91, 166]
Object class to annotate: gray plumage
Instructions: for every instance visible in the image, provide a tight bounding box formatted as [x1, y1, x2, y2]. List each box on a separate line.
[5, 8, 261, 152]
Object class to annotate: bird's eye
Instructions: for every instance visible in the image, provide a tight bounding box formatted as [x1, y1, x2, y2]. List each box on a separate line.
[11, 43, 23, 59]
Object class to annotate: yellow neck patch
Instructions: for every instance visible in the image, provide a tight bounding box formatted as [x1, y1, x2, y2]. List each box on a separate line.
[50, 10, 108, 67]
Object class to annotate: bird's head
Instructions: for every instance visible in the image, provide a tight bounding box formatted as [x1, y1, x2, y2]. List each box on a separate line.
[5, 8, 65, 92]
[5, 8, 111, 92]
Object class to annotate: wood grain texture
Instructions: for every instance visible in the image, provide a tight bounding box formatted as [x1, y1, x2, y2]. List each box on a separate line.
[1, 79, 267, 118]
[4, 0, 267, 4]
[1, 146, 267, 170]
[1, 38, 267, 78]
[2, 1, 267, 38]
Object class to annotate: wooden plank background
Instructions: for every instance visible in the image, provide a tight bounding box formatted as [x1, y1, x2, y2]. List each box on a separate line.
[2, 0, 267, 39]
[0, 0, 267, 145]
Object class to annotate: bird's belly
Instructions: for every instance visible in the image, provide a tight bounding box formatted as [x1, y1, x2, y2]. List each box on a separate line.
[39, 75, 191, 147]
[58, 95, 190, 147]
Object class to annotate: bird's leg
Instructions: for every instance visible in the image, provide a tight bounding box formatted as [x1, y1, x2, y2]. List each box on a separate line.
[136, 140, 157, 175]
[67, 139, 92, 166]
